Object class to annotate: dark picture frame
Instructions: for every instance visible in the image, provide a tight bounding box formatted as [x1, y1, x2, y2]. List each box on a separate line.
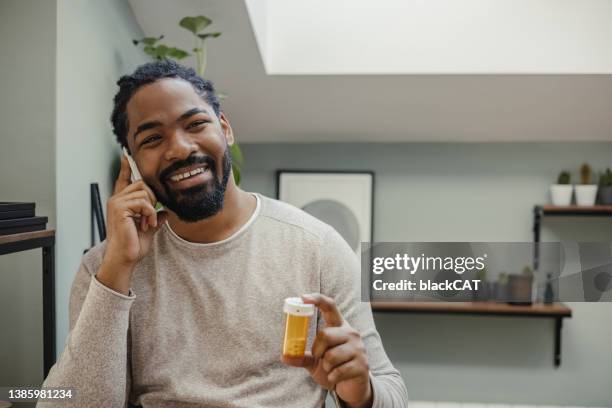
[276, 170, 375, 252]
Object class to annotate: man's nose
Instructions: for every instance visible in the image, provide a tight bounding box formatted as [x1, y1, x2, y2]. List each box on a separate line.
[164, 131, 198, 162]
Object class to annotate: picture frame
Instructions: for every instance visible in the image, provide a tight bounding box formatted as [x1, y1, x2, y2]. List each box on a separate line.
[276, 170, 374, 254]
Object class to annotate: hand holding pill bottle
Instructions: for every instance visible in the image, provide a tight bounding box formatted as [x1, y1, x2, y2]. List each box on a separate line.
[282, 297, 315, 358]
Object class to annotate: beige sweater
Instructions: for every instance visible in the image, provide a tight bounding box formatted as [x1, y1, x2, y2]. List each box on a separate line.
[40, 193, 408, 407]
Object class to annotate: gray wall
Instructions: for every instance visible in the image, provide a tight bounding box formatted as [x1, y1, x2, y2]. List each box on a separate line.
[239, 142, 612, 406]
[0, 0, 148, 389]
[55, 0, 149, 352]
[0, 0, 57, 387]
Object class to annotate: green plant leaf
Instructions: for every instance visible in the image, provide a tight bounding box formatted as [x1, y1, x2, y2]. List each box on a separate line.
[142, 45, 156, 58]
[230, 143, 244, 166]
[180, 16, 212, 34]
[143, 36, 163, 46]
[133, 35, 163, 46]
[154, 44, 170, 59]
[167, 47, 190, 59]
[229, 143, 243, 186]
[232, 163, 241, 186]
[140, 44, 171, 60]
[197, 32, 222, 40]
[557, 171, 571, 185]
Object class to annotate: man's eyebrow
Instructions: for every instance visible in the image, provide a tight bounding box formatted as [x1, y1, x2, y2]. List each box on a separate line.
[177, 107, 209, 122]
[133, 120, 162, 141]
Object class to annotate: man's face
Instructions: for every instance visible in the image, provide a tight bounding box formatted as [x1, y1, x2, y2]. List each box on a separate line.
[125, 78, 233, 222]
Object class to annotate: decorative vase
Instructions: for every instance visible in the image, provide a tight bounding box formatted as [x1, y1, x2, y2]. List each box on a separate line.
[599, 186, 612, 205]
[575, 185, 598, 206]
[493, 282, 508, 302]
[472, 282, 490, 301]
[550, 185, 573, 206]
[507, 274, 533, 305]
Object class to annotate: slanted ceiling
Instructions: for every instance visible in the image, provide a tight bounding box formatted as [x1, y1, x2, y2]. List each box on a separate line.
[128, 0, 612, 142]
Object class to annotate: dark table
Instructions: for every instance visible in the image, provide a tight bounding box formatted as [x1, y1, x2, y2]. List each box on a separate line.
[0, 229, 56, 377]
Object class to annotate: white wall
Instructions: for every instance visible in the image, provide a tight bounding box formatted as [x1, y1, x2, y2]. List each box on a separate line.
[240, 141, 612, 406]
[246, 0, 612, 74]
[55, 0, 149, 354]
[0, 0, 56, 387]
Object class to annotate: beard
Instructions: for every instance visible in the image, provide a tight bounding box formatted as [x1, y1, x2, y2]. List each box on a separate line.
[152, 148, 232, 223]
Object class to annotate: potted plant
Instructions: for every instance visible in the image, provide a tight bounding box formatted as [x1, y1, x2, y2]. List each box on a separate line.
[599, 168, 612, 205]
[507, 266, 534, 305]
[550, 171, 573, 206]
[493, 272, 508, 301]
[575, 164, 598, 206]
[472, 267, 490, 301]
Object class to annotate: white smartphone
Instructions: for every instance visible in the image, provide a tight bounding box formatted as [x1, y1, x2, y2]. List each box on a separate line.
[122, 147, 165, 212]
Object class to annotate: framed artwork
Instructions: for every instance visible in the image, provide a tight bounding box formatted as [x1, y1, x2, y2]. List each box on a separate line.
[276, 170, 374, 254]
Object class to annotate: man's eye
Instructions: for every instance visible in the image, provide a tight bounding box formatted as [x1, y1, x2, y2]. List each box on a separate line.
[188, 120, 207, 129]
[142, 134, 161, 145]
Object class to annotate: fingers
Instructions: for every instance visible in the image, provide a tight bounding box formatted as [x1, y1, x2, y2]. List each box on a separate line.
[281, 351, 316, 370]
[327, 358, 369, 384]
[114, 155, 132, 195]
[302, 293, 343, 327]
[140, 214, 147, 232]
[311, 326, 349, 359]
[123, 198, 156, 219]
[117, 191, 153, 227]
[112, 155, 158, 208]
[321, 342, 362, 373]
[118, 180, 157, 206]
[119, 191, 166, 231]
[121, 190, 152, 204]
[142, 211, 168, 233]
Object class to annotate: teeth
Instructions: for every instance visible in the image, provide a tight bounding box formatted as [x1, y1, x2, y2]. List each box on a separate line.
[170, 167, 206, 182]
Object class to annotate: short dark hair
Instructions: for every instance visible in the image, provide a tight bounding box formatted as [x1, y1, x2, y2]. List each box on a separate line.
[110, 59, 221, 149]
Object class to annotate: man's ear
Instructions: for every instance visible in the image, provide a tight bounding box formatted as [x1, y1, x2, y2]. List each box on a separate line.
[219, 112, 235, 145]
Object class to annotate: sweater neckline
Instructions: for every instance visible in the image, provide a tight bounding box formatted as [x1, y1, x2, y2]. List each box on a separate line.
[162, 192, 262, 248]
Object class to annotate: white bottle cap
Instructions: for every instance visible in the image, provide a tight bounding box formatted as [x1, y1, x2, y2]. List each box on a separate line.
[283, 297, 315, 316]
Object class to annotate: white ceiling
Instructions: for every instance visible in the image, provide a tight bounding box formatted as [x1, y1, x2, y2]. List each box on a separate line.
[128, 0, 612, 143]
[247, 0, 612, 75]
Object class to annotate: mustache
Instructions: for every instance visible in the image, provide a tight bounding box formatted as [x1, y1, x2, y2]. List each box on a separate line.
[159, 155, 216, 181]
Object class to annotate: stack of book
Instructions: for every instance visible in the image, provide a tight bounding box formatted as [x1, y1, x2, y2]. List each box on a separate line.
[0, 202, 48, 235]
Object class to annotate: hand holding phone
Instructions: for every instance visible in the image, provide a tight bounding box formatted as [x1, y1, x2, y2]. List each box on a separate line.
[122, 148, 165, 212]
[96, 151, 167, 294]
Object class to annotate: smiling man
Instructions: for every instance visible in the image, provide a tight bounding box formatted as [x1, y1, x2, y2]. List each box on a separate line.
[40, 60, 408, 408]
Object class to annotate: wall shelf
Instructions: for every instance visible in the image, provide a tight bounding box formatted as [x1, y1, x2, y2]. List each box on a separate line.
[372, 301, 572, 367]
[537, 205, 612, 216]
[371, 301, 571, 316]
[532, 204, 612, 270]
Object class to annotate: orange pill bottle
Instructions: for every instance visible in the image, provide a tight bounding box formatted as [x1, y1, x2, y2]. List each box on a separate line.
[282, 297, 315, 358]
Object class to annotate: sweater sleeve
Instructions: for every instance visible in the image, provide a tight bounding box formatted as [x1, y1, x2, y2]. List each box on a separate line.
[319, 226, 409, 408]
[37, 256, 134, 407]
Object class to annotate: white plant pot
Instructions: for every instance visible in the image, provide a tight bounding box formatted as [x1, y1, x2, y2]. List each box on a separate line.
[575, 185, 598, 206]
[550, 184, 573, 206]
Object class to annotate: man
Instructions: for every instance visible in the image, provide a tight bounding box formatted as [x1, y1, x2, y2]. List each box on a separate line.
[40, 60, 408, 407]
